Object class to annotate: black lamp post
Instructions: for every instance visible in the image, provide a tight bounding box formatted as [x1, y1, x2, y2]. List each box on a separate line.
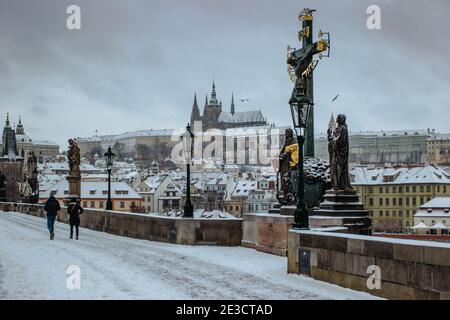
[183, 124, 194, 218]
[290, 90, 312, 229]
[104, 146, 116, 211]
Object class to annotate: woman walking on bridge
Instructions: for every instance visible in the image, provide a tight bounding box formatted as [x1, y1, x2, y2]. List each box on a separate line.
[68, 198, 84, 240]
[44, 195, 61, 240]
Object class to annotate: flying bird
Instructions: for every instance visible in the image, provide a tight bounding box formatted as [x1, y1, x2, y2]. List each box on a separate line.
[239, 98, 250, 103]
[331, 95, 339, 103]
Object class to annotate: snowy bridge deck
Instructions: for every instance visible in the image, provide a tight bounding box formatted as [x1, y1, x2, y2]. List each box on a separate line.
[0, 211, 377, 300]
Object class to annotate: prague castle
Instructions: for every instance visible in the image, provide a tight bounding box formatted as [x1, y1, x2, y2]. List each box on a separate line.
[190, 82, 268, 130]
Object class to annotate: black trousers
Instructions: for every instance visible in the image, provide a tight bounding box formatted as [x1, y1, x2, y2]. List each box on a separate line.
[70, 224, 79, 237]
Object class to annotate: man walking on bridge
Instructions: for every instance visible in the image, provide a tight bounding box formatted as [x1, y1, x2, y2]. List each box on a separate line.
[44, 195, 61, 240]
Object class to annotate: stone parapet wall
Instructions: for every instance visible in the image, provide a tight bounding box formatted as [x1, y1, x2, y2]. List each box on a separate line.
[242, 213, 294, 256]
[288, 230, 450, 300]
[0, 202, 242, 246]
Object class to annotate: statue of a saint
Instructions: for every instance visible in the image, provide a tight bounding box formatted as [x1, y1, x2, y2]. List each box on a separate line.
[19, 174, 32, 201]
[67, 139, 81, 177]
[278, 128, 298, 204]
[327, 114, 353, 193]
[26, 151, 39, 202]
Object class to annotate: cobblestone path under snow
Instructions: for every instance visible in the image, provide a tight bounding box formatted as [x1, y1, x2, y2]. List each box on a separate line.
[0, 211, 377, 300]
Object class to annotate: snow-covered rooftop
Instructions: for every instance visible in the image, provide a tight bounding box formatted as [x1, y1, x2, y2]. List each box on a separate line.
[351, 165, 450, 185]
[218, 111, 265, 124]
[40, 180, 142, 200]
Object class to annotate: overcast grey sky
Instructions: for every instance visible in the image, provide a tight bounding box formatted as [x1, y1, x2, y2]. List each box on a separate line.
[0, 0, 449, 147]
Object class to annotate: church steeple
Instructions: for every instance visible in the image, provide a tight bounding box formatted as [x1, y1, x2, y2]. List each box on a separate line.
[231, 93, 235, 115]
[209, 81, 218, 105]
[190, 93, 201, 127]
[4, 113, 11, 129]
[16, 115, 24, 135]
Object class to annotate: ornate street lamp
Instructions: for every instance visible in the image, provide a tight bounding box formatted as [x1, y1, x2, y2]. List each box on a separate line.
[183, 124, 194, 217]
[290, 92, 312, 229]
[104, 146, 116, 211]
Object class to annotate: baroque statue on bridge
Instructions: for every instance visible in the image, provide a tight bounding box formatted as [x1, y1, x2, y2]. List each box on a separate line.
[67, 139, 81, 177]
[327, 114, 353, 193]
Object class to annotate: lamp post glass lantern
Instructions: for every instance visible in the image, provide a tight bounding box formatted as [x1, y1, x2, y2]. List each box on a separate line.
[183, 124, 194, 217]
[104, 146, 116, 211]
[290, 95, 312, 229]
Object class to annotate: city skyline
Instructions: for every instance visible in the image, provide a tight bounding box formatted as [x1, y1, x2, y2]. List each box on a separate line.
[1, 0, 449, 148]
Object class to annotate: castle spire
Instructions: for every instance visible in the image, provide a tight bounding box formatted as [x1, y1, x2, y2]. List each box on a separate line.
[193, 93, 198, 108]
[5, 113, 10, 129]
[16, 115, 24, 134]
[231, 93, 235, 115]
[190, 93, 201, 127]
[212, 81, 216, 97]
[209, 81, 218, 105]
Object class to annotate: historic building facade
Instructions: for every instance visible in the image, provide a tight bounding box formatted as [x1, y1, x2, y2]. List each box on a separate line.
[190, 82, 267, 131]
[427, 131, 450, 166]
[351, 165, 450, 233]
[315, 130, 429, 165]
[0, 114, 59, 164]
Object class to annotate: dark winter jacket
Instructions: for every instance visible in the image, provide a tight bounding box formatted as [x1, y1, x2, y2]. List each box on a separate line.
[44, 196, 61, 218]
[67, 203, 84, 225]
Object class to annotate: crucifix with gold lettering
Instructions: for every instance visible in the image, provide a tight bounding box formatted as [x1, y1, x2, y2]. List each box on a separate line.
[287, 8, 330, 158]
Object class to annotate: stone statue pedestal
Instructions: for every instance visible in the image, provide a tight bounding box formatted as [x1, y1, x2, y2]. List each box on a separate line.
[311, 190, 372, 235]
[66, 175, 81, 203]
[268, 203, 297, 216]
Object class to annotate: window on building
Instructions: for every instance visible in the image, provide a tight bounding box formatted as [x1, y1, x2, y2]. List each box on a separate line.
[379, 198, 383, 206]
[406, 210, 410, 217]
[369, 198, 374, 206]
[406, 198, 410, 206]
[444, 186, 447, 193]
[406, 186, 410, 193]
[368, 187, 373, 194]
[413, 198, 417, 206]
[379, 187, 383, 194]
[420, 198, 424, 205]
[386, 198, 390, 206]
[99, 201, 104, 208]
[399, 210, 403, 217]
[83, 201, 87, 207]
[393, 198, 397, 206]
[437, 186, 441, 193]
[426, 186, 431, 193]
[399, 187, 403, 193]
[379, 210, 383, 217]
[120, 202, 125, 208]
[393, 211, 397, 217]
[386, 210, 390, 217]
[393, 187, 397, 193]
[413, 186, 417, 193]
[90, 201, 95, 208]
[399, 198, 403, 206]
[385, 187, 390, 193]
[420, 186, 424, 193]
